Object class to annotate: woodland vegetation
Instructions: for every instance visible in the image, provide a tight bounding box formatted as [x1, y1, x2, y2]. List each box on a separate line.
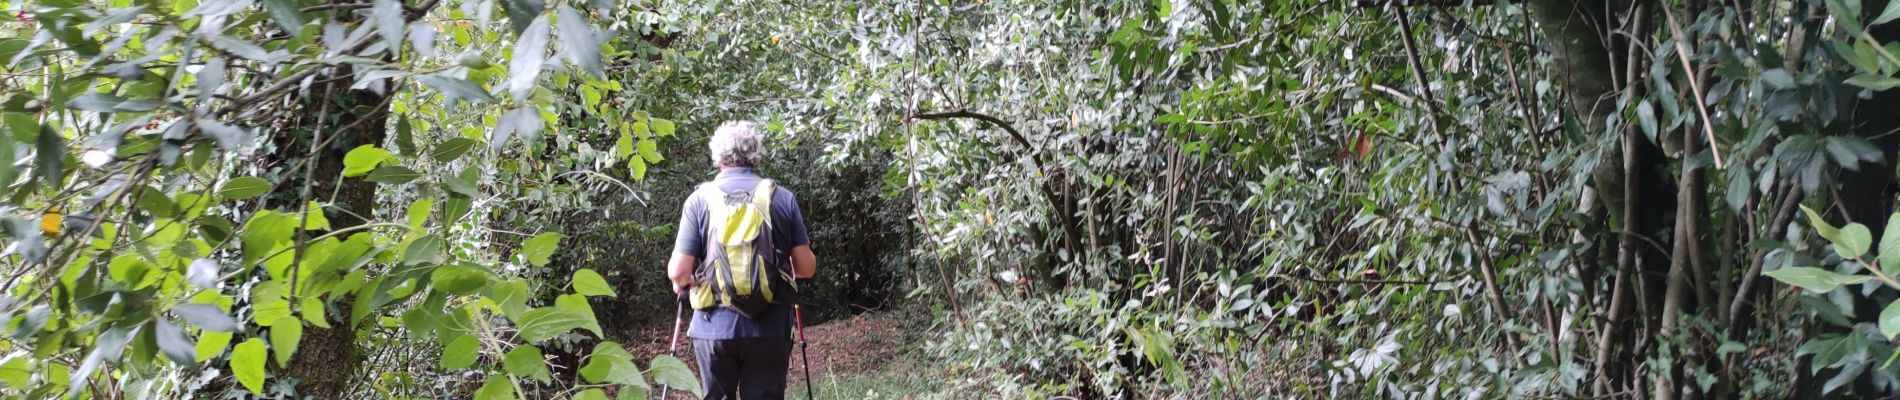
[9, 0, 1900, 399]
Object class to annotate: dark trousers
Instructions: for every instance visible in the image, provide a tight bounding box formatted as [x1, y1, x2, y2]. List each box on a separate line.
[693, 338, 794, 400]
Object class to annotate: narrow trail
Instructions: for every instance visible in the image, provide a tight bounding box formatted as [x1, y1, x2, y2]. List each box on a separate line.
[624, 312, 913, 398]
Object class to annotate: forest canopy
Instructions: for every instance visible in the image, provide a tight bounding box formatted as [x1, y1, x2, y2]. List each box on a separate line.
[3, 0, 1900, 399]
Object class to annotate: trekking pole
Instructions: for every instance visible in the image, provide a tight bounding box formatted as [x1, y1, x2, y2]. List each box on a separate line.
[794, 304, 815, 400]
[659, 294, 687, 400]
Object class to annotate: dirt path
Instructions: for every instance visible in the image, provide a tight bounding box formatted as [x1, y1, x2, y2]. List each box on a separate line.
[623, 312, 913, 398]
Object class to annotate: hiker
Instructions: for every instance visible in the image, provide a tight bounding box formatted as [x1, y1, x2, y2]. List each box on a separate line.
[667, 120, 818, 400]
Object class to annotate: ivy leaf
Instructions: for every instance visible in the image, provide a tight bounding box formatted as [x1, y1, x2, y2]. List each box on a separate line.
[504, 345, 553, 383]
[433, 138, 478, 162]
[649, 354, 701, 397]
[558, 6, 602, 77]
[270, 317, 302, 367]
[507, 15, 551, 100]
[233, 338, 267, 394]
[220, 177, 272, 200]
[521, 232, 563, 266]
[1764, 267, 1874, 293]
[174, 304, 238, 332]
[368, 165, 423, 185]
[342, 145, 393, 177]
[572, 268, 616, 297]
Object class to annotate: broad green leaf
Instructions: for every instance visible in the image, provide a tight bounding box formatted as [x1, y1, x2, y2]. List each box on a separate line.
[573, 269, 616, 297]
[270, 317, 302, 367]
[342, 145, 393, 177]
[581, 342, 646, 389]
[637, 139, 661, 164]
[207, 35, 271, 61]
[174, 303, 237, 332]
[1762, 68, 1796, 89]
[433, 138, 479, 162]
[522, 232, 563, 266]
[505, 345, 553, 383]
[476, 375, 515, 400]
[404, 234, 444, 266]
[559, 5, 603, 77]
[575, 389, 609, 400]
[1883, 213, 1900, 276]
[508, 15, 551, 99]
[368, 165, 423, 184]
[432, 264, 490, 295]
[1839, 223, 1873, 259]
[220, 177, 271, 200]
[35, 126, 62, 186]
[516, 307, 590, 342]
[196, 331, 233, 362]
[487, 279, 532, 320]
[303, 201, 331, 231]
[490, 106, 541, 151]
[373, 0, 405, 47]
[154, 319, 196, 364]
[261, 0, 306, 37]
[1882, 300, 1900, 340]
[406, 199, 433, 229]
[1879, 0, 1900, 25]
[629, 156, 647, 180]
[652, 118, 676, 137]
[649, 354, 701, 397]
[1635, 100, 1657, 140]
[615, 131, 634, 161]
[555, 294, 603, 336]
[233, 338, 267, 394]
[441, 334, 480, 370]
[1846, 74, 1900, 91]
[419, 75, 496, 106]
[1764, 267, 1874, 293]
[1805, 205, 1841, 243]
[0, 355, 28, 388]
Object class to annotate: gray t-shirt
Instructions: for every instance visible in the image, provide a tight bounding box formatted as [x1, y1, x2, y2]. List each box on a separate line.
[673, 168, 810, 339]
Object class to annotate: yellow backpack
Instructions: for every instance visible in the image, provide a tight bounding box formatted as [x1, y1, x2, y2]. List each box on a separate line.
[690, 179, 793, 318]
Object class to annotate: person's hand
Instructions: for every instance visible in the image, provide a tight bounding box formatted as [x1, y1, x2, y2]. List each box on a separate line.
[673, 282, 691, 296]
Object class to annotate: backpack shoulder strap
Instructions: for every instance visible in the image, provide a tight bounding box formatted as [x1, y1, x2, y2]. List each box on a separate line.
[751, 179, 776, 216]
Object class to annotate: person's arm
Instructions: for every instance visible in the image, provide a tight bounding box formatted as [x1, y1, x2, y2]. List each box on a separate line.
[670, 190, 707, 295]
[776, 186, 816, 279]
[667, 253, 697, 295]
[791, 245, 816, 279]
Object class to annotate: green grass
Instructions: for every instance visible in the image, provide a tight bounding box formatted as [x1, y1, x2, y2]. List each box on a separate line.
[794, 363, 944, 400]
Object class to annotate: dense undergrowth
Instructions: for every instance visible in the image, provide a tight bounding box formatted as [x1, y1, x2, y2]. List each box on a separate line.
[11, 0, 1900, 399]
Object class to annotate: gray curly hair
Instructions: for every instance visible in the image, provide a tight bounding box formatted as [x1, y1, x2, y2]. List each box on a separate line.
[707, 120, 764, 168]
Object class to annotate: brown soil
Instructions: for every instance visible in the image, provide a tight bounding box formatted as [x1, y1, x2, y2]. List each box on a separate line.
[623, 311, 913, 399]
